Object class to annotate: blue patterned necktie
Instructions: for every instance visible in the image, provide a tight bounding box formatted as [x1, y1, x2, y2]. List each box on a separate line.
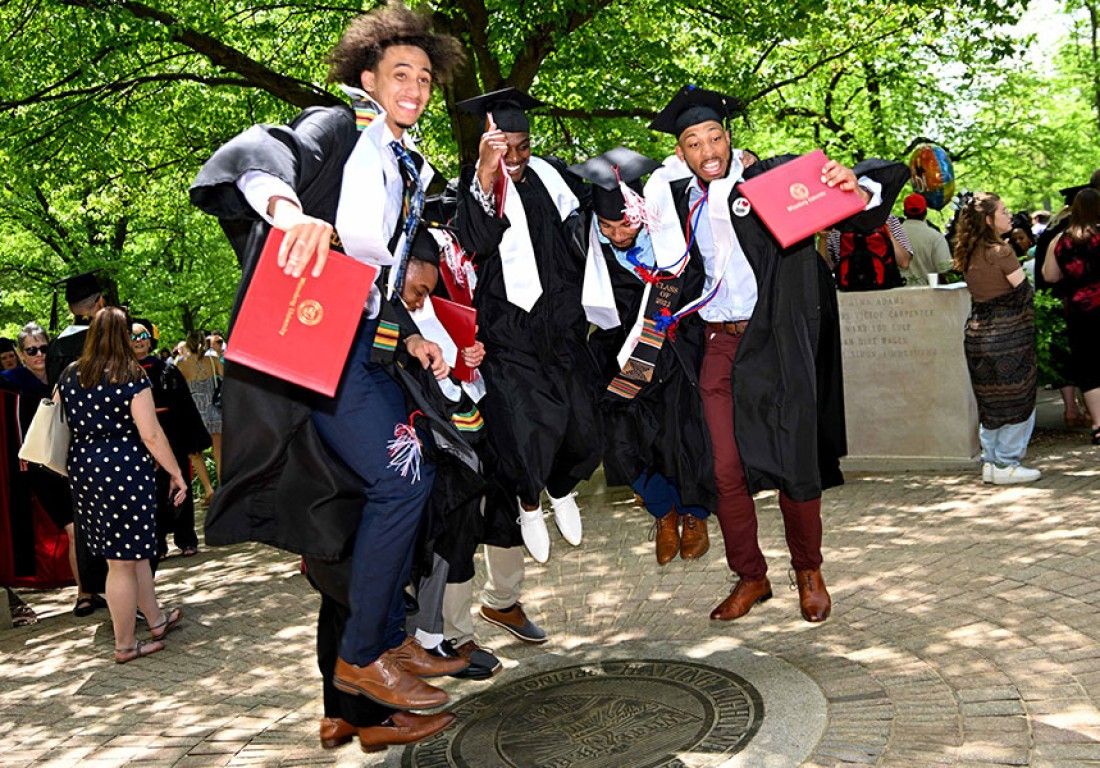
[389, 140, 424, 295]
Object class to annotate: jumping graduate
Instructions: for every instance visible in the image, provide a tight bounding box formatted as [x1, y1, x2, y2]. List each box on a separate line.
[570, 147, 715, 565]
[647, 85, 893, 624]
[454, 88, 601, 564]
[190, 2, 469, 727]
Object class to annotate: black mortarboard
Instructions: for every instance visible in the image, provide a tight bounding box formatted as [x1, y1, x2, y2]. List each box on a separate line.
[1060, 184, 1088, 206]
[835, 159, 912, 234]
[0, 337, 15, 354]
[63, 270, 103, 304]
[456, 87, 545, 133]
[568, 147, 662, 221]
[650, 85, 743, 137]
[408, 225, 441, 267]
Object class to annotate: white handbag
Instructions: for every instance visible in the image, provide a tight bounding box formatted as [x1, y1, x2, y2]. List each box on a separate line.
[18, 395, 70, 477]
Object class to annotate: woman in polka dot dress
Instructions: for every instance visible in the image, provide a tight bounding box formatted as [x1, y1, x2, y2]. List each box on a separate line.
[58, 307, 189, 663]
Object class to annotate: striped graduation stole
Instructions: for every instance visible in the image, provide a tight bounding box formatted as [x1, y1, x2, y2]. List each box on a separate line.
[607, 276, 683, 400]
[451, 407, 484, 433]
[372, 319, 400, 363]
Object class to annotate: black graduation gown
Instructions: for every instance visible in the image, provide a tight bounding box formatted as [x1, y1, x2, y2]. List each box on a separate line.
[190, 105, 381, 560]
[46, 326, 87, 387]
[455, 162, 602, 507]
[138, 356, 210, 548]
[586, 228, 716, 510]
[671, 155, 848, 501]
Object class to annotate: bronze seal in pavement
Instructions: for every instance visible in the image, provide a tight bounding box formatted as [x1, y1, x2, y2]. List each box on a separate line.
[402, 659, 764, 767]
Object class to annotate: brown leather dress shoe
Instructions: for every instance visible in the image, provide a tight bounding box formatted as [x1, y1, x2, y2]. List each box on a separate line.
[679, 515, 709, 560]
[388, 636, 468, 677]
[709, 577, 772, 621]
[653, 510, 680, 565]
[333, 655, 449, 710]
[479, 603, 547, 643]
[794, 568, 831, 622]
[319, 717, 357, 749]
[358, 711, 457, 753]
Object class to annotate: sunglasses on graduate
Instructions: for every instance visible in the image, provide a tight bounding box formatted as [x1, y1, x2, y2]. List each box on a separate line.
[131, 332, 151, 341]
[22, 344, 48, 356]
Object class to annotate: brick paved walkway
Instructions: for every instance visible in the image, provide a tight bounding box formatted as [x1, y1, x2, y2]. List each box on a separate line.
[2, 397, 1097, 767]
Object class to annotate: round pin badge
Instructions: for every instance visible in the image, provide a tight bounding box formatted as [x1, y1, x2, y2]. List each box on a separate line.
[732, 197, 752, 217]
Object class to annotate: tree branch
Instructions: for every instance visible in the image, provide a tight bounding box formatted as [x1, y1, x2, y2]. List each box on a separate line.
[1, 73, 252, 110]
[58, 0, 342, 108]
[545, 107, 659, 120]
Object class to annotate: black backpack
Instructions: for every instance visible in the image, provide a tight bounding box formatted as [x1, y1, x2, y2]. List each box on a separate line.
[835, 228, 905, 291]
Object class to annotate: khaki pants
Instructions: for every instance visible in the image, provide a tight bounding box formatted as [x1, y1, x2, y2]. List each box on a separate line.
[442, 544, 525, 645]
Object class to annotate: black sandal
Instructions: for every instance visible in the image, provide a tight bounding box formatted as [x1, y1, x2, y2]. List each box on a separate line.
[115, 639, 165, 664]
[149, 606, 183, 641]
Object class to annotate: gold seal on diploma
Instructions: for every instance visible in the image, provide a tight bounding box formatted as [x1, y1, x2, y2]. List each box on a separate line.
[297, 299, 324, 326]
[789, 182, 809, 201]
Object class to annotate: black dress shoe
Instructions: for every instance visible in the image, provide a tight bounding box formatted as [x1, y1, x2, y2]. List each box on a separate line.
[428, 639, 502, 680]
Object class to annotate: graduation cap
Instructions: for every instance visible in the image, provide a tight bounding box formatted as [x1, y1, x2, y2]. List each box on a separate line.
[63, 270, 103, 304]
[50, 269, 109, 333]
[0, 337, 15, 354]
[834, 159, 912, 234]
[1060, 183, 1088, 206]
[408, 224, 441, 267]
[650, 85, 744, 137]
[456, 87, 544, 133]
[568, 147, 662, 221]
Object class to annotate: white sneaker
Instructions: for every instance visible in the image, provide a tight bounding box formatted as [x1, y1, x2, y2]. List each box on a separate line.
[517, 502, 550, 563]
[548, 491, 583, 546]
[981, 462, 993, 484]
[991, 464, 1041, 485]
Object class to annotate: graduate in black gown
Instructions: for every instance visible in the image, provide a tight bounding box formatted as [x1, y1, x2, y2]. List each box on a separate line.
[454, 88, 601, 567]
[190, 3, 469, 739]
[645, 86, 902, 624]
[569, 148, 716, 566]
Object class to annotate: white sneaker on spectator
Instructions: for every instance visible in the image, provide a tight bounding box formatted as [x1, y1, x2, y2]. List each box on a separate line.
[548, 492, 583, 546]
[517, 502, 550, 563]
[991, 464, 1040, 485]
[982, 462, 993, 484]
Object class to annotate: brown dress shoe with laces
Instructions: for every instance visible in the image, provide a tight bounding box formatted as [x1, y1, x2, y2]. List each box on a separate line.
[679, 515, 709, 560]
[333, 655, 449, 710]
[319, 717, 357, 749]
[709, 577, 773, 621]
[653, 510, 680, 565]
[388, 636, 468, 677]
[794, 568, 831, 622]
[358, 711, 456, 753]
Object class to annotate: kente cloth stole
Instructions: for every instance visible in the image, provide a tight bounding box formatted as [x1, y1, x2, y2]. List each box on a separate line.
[451, 407, 484, 433]
[606, 274, 684, 400]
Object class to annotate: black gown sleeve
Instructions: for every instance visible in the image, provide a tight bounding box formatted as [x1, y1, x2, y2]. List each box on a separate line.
[455, 165, 511, 260]
[189, 105, 356, 221]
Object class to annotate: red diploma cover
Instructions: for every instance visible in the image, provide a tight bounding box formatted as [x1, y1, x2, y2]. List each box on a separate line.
[226, 229, 378, 397]
[430, 296, 478, 383]
[737, 149, 867, 248]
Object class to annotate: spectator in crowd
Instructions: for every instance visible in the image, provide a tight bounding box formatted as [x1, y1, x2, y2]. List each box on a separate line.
[954, 193, 1040, 484]
[131, 320, 211, 557]
[1042, 188, 1100, 445]
[0, 338, 20, 370]
[899, 193, 952, 286]
[1, 323, 96, 617]
[57, 307, 188, 663]
[175, 331, 222, 495]
[1032, 210, 1051, 236]
[205, 332, 225, 363]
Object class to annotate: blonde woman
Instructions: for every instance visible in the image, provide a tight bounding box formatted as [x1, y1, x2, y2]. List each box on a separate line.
[175, 331, 223, 493]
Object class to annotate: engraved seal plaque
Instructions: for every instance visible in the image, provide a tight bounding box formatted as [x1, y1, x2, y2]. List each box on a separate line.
[402, 659, 764, 768]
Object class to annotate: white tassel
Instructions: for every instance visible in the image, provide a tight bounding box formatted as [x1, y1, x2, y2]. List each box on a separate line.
[620, 181, 651, 229]
[387, 421, 422, 483]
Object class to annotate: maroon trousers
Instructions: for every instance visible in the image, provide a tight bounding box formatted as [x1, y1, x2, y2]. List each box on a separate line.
[699, 329, 823, 581]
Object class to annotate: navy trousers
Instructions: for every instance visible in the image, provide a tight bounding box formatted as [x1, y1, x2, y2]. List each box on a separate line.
[311, 317, 434, 665]
[632, 471, 709, 519]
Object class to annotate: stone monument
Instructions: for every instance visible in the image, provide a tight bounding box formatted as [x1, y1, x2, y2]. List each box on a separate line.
[837, 285, 979, 469]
